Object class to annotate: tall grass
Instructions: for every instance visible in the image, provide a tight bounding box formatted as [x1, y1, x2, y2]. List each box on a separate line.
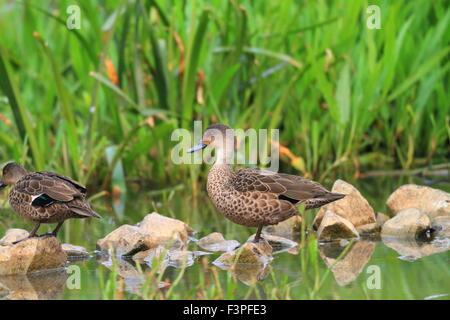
[0, 0, 448, 191]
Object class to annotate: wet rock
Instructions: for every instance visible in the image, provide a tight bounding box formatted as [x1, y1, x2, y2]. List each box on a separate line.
[0, 236, 67, 276]
[247, 234, 298, 254]
[97, 224, 155, 257]
[381, 208, 432, 239]
[319, 241, 376, 286]
[0, 229, 29, 245]
[382, 236, 450, 262]
[213, 241, 273, 266]
[313, 180, 376, 229]
[386, 184, 450, 218]
[0, 269, 68, 300]
[356, 223, 381, 236]
[317, 211, 359, 241]
[376, 212, 390, 226]
[263, 216, 302, 239]
[137, 212, 194, 248]
[432, 216, 450, 238]
[197, 232, 240, 252]
[62, 244, 90, 259]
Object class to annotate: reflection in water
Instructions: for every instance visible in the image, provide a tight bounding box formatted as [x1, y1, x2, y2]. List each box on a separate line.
[381, 235, 450, 262]
[319, 240, 375, 286]
[215, 264, 270, 286]
[0, 269, 68, 300]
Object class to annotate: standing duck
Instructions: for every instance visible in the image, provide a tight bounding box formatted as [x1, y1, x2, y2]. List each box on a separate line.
[0, 162, 101, 243]
[188, 124, 345, 242]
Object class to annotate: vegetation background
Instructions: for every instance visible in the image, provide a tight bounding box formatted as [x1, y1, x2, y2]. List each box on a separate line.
[0, 0, 448, 193]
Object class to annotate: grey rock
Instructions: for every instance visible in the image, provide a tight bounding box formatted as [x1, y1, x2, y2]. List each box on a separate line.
[314, 180, 376, 229]
[317, 210, 359, 241]
[381, 208, 432, 239]
[386, 184, 450, 218]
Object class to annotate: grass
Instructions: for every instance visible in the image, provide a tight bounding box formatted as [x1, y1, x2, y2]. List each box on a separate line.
[0, 0, 448, 192]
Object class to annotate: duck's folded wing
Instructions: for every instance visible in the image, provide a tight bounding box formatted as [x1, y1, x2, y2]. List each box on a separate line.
[233, 168, 328, 202]
[16, 173, 84, 203]
[38, 171, 87, 194]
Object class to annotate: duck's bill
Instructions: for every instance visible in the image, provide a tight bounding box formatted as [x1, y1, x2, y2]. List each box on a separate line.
[187, 143, 207, 153]
[0, 182, 6, 190]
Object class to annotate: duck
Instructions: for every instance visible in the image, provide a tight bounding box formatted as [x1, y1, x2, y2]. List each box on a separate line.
[0, 162, 101, 243]
[188, 124, 345, 243]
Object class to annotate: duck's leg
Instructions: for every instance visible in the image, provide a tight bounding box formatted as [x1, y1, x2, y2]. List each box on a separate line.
[12, 222, 41, 244]
[254, 226, 263, 243]
[40, 221, 64, 238]
[50, 221, 64, 237]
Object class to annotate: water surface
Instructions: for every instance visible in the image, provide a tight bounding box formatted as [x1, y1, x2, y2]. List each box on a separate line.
[0, 176, 449, 300]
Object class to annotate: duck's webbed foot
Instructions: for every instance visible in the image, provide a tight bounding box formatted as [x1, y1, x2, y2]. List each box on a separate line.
[11, 235, 38, 245]
[11, 222, 42, 245]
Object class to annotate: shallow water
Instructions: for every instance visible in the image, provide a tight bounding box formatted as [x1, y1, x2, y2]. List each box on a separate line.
[0, 176, 449, 300]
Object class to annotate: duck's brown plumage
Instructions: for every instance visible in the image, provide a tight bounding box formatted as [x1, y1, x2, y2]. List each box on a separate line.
[1, 162, 100, 241]
[10, 171, 100, 223]
[189, 124, 346, 242]
[207, 165, 344, 228]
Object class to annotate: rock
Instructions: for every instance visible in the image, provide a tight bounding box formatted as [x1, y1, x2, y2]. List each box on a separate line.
[432, 216, 450, 238]
[376, 212, 390, 226]
[381, 236, 450, 262]
[61, 244, 90, 259]
[386, 184, 450, 218]
[0, 269, 68, 300]
[317, 211, 359, 241]
[197, 232, 240, 252]
[0, 236, 67, 276]
[0, 229, 29, 245]
[313, 180, 376, 229]
[213, 241, 273, 266]
[263, 216, 302, 239]
[356, 223, 381, 236]
[319, 241, 376, 286]
[97, 225, 155, 257]
[137, 212, 194, 248]
[381, 208, 432, 239]
[247, 234, 298, 254]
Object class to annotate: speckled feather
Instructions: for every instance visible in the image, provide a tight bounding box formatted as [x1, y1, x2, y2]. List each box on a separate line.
[207, 164, 344, 227]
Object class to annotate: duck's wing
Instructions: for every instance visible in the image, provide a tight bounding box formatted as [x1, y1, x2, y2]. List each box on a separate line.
[37, 171, 87, 194]
[232, 168, 329, 203]
[16, 172, 85, 204]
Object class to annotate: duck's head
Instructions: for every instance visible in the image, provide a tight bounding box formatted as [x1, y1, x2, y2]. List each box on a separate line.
[0, 162, 27, 189]
[188, 124, 236, 163]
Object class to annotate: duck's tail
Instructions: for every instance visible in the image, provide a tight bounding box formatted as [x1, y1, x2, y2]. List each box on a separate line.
[327, 192, 346, 202]
[69, 198, 102, 219]
[303, 192, 346, 209]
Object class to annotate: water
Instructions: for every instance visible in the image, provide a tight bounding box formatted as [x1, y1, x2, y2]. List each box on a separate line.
[0, 176, 449, 300]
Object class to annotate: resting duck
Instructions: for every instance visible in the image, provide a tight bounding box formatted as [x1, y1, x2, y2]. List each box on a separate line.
[0, 162, 101, 243]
